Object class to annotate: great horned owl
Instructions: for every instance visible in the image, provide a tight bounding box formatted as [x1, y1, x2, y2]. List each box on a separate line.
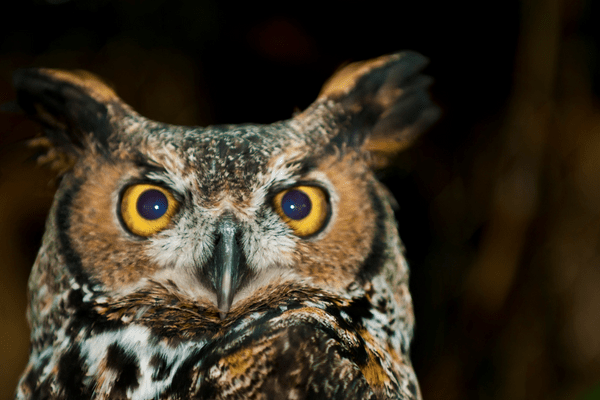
[12, 51, 439, 399]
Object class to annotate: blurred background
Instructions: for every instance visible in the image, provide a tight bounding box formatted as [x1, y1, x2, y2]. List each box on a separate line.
[1, 0, 599, 399]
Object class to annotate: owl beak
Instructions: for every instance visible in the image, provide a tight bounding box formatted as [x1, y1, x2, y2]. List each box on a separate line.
[208, 218, 249, 320]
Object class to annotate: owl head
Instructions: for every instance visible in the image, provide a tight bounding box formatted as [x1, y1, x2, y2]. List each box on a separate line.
[13, 52, 439, 399]
[14, 52, 438, 321]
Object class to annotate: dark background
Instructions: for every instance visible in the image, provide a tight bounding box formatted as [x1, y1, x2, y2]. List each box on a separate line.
[1, 0, 600, 399]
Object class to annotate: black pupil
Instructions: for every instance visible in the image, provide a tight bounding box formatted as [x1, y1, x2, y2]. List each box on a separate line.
[137, 189, 168, 220]
[282, 189, 311, 220]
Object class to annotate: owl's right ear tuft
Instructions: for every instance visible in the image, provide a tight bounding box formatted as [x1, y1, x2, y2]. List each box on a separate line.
[12, 68, 132, 157]
[306, 51, 441, 169]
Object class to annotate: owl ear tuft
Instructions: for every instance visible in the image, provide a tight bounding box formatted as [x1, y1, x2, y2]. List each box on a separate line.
[12, 68, 131, 155]
[315, 51, 440, 168]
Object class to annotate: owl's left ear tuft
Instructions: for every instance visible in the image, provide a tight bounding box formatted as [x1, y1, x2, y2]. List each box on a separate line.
[312, 51, 441, 168]
[12, 68, 133, 158]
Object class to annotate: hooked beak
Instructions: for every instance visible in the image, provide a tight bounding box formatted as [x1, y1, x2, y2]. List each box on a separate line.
[206, 218, 250, 320]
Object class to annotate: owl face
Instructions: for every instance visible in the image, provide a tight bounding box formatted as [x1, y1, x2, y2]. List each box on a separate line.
[13, 52, 439, 399]
[61, 121, 381, 316]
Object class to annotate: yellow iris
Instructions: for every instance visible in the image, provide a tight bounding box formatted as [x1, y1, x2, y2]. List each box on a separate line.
[120, 183, 178, 237]
[273, 186, 329, 237]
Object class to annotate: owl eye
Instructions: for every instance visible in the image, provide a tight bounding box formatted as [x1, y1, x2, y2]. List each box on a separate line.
[273, 186, 329, 237]
[120, 183, 178, 237]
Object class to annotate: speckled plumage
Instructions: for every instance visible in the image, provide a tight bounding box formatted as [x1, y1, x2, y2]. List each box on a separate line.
[13, 52, 439, 400]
